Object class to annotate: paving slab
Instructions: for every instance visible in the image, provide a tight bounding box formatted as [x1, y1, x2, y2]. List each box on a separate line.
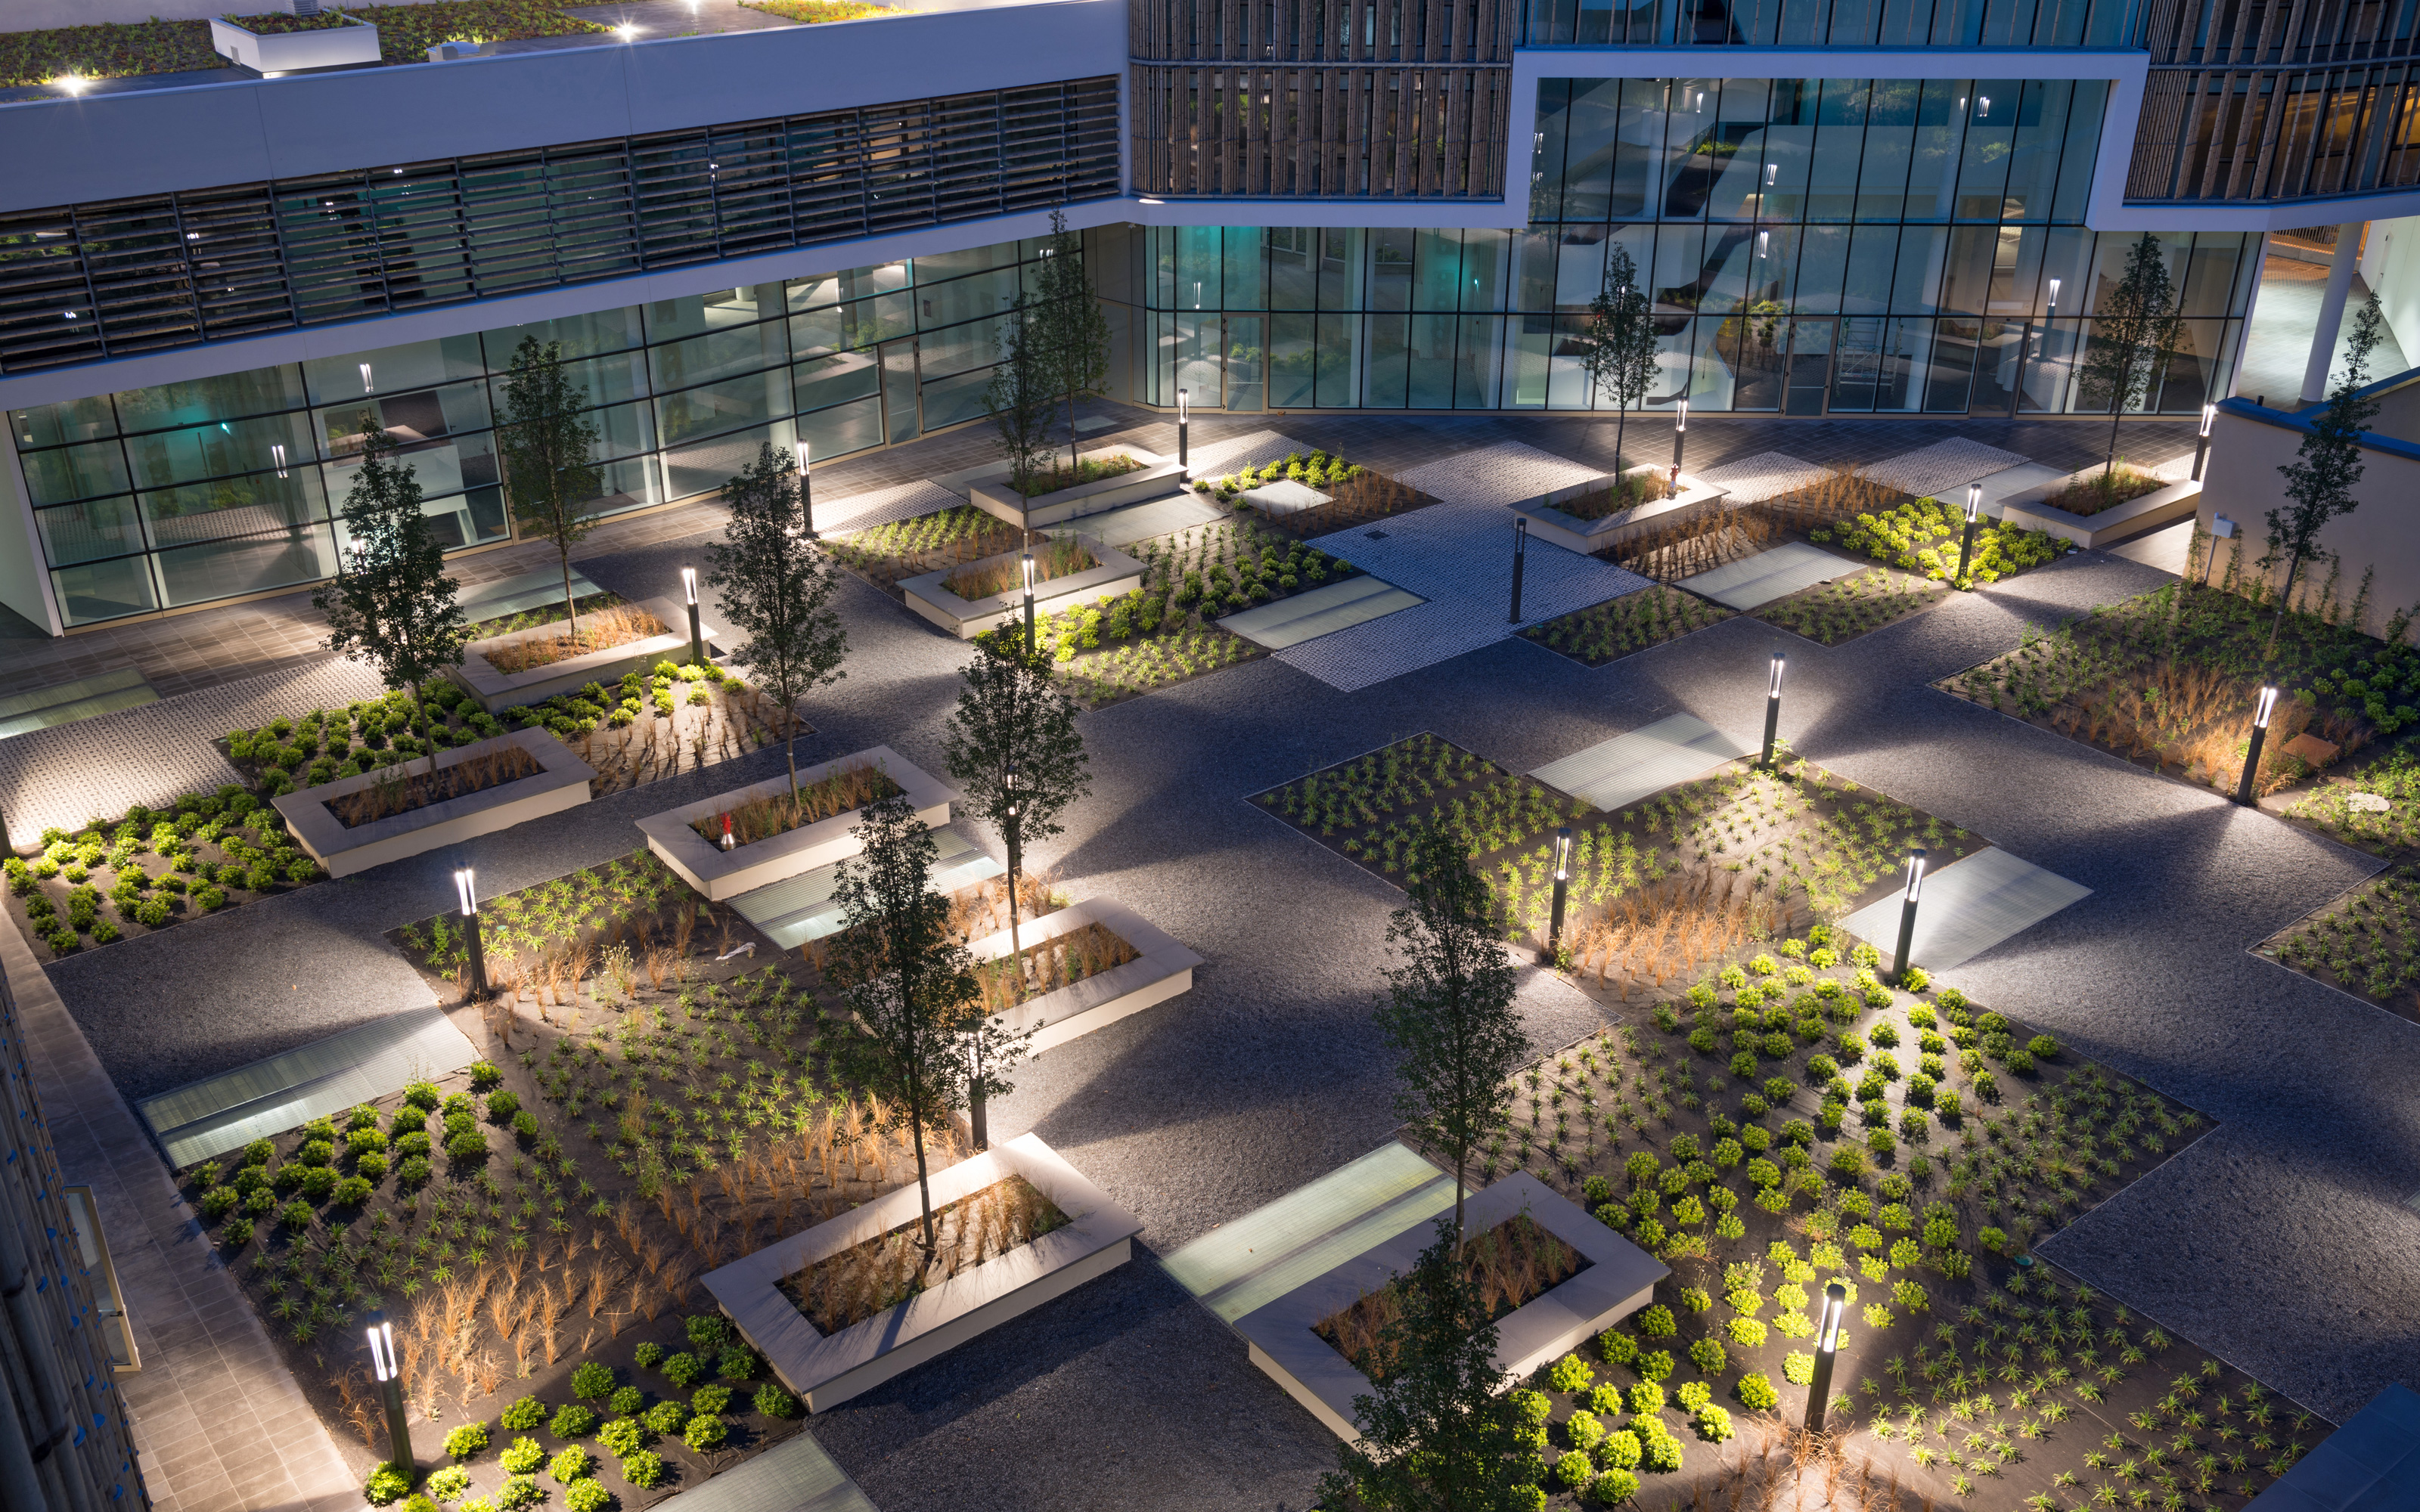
[1162, 1142, 1453, 1326]
[1529, 713, 1748, 813]
[1394, 438, 1602, 507]
[728, 828, 1002, 949]
[1690, 450, 1826, 503]
[1861, 436, 2030, 498]
[1837, 845, 2092, 972]
[1221, 575, 1425, 650]
[0, 666, 159, 742]
[1677, 539, 1851, 610]
[1041, 491, 1226, 547]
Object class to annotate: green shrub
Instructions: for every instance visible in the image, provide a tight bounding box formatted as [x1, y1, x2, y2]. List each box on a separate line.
[365, 1463, 413, 1505]
[569, 1360, 615, 1401]
[469, 1060, 503, 1089]
[1565, 1409, 1606, 1452]
[716, 1344, 759, 1380]
[546, 1446, 590, 1485]
[1556, 1451, 1595, 1489]
[426, 1466, 471, 1502]
[200, 1186, 241, 1221]
[1636, 1349, 1674, 1383]
[1976, 1225, 2008, 1253]
[597, 1417, 644, 1456]
[495, 1476, 541, 1511]
[752, 1382, 799, 1418]
[299, 1166, 339, 1202]
[355, 1152, 389, 1184]
[634, 1342, 666, 1370]
[562, 1479, 609, 1512]
[396, 1155, 433, 1187]
[500, 1397, 546, 1433]
[661, 1351, 705, 1388]
[1736, 1373, 1779, 1410]
[442, 1422, 489, 1460]
[1687, 1337, 1727, 1374]
[486, 1090, 520, 1123]
[1599, 1427, 1643, 1470]
[689, 1384, 732, 1417]
[1590, 1467, 1641, 1505]
[643, 1400, 687, 1436]
[277, 1199, 312, 1229]
[331, 1176, 374, 1207]
[620, 1451, 667, 1489]
[1547, 1353, 1594, 1393]
[609, 1385, 643, 1417]
[1724, 1317, 1767, 1348]
[392, 1131, 433, 1159]
[1598, 1329, 1638, 1366]
[242, 1138, 275, 1166]
[498, 1436, 544, 1474]
[685, 1315, 731, 1350]
[1627, 1381, 1664, 1414]
[445, 1130, 488, 1162]
[1674, 1380, 1711, 1412]
[549, 1403, 597, 1440]
[1634, 1303, 1676, 1338]
[404, 1080, 442, 1111]
[1696, 1405, 1735, 1442]
[681, 1414, 727, 1452]
[511, 1109, 539, 1139]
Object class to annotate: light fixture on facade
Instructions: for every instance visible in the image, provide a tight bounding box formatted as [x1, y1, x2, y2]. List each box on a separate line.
[359, 361, 374, 393]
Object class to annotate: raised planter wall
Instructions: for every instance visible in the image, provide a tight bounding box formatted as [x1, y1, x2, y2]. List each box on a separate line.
[703, 1133, 1142, 1413]
[273, 727, 595, 879]
[898, 535, 1147, 640]
[208, 13, 381, 71]
[1509, 465, 1731, 555]
[967, 448, 1184, 529]
[1234, 1171, 1668, 1442]
[634, 744, 951, 902]
[968, 897, 1202, 1055]
[2000, 470, 2202, 550]
[451, 594, 712, 714]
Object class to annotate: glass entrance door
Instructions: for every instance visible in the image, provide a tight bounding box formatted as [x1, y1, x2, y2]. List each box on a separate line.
[1784, 320, 1832, 415]
[880, 339, 919, 445]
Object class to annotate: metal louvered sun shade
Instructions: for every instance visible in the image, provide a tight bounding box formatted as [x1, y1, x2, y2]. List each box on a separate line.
[0, 75, 1118, 375]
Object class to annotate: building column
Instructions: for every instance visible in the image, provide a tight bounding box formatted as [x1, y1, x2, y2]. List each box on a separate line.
[2301, 222, 2368, 403]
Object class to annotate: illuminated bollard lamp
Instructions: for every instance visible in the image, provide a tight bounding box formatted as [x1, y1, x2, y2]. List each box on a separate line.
[2236, 685, 2279, 807]
[1804, 1283, 1848, 1431]
[1890, 848, 1927, 985]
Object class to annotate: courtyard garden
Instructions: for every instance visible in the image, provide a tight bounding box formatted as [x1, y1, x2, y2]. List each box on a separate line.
[1520, 587, 1734, 669]
[1754, 566, 1948, 646]
[0, 3, 612, 87]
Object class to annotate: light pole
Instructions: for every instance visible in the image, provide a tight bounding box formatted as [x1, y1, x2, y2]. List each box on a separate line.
[793, 440, 817, 538]
[1890, 848, 1927, 984]
[681, 566, 704, 667]
[1508, 514, 1528, 622]
[1671, 398, 1688, 482]
[2236, 685, 2279, 806]
[1544, 827, 1571, 965]
[1803, 1282, 1847, 1432]
[1954, 482, 1982, 586]
[1760, 652, 1785, 768]
[1020, 551, 1038, 656]
[454, 866, 488, 1001]
[1176, 387, 1190, 476]
[366, 1311, 413, 1474]
[2193, 402, 2217, 482]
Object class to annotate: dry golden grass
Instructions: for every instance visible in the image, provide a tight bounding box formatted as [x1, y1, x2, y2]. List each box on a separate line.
[483, 602, 666, 674]
[2044, 462, 2165, 517]
[1313, 1213, 1583, 1377]
[1565, 873, 1786, 999]
[1614, 468, 1894, 581]
[971, 921, 1139, 1012]
[1554, 470, 1673, 522]
[687, 760, 900, 847]
[2048, 663, 2363, 795]
[941, 535, 1094, 601]
[780, 1174, 1068, 1334]
[1259, 469, 1425, 538]
[328, 745, 543, 827]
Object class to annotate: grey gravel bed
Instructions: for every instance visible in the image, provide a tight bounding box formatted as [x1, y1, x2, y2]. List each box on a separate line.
[40, 534, 2420, 1509]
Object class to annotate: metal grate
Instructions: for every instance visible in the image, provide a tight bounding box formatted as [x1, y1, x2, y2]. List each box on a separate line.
[0, 76, 1119, 374]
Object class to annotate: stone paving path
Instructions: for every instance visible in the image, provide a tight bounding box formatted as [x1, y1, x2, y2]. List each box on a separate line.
[17, 407, 2390, 1512]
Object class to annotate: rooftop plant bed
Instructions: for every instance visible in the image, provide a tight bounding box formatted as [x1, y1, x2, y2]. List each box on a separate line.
[325, 742, 544, 829]
[1610, 469, 1891, 582]
[1315, 1213, 1587, 1368]
[2, 788, 321, 963]
[0, 3, 607, 86]
[1464, 940, 2317, 1510]
[1935, 578, 2412, 796]
[1520, 585, 1734, 668]
[824, 505, 1027, 592]
[219, 660, 790, 806]
[2254, 860, 2420, 1025]
[971, 919, 1140, 1014]
[2279, 745, 2420, 856]
[1192, 448, 1364, 504]
[738, 0, 901, 18]
[1253, 733, 1971, 982]
[987, 518, 1360, 708]
[999, 454, 1143, 499]
[1542, 469, 1675, 523]
[1815, 493, 2063, 585]
[940, 536, 1094, 600]
[685, 761, 901, 849]
[776, 1173, 1069, 1334]
[1753, 564, 1947, 646]
[1201, 451, 1432, 539]
[480, 601, 669, 676]
[2037, 463, 2168, 518]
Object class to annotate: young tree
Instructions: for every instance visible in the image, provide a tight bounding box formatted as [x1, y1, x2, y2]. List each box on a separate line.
[1576, 243, 1661, 470]
[829, 794, 1016, 1246]
[985, 290, 1056, 496]
[495, 334, 605, 635]
[1034, 208, 1111, 475]
[1314, 1218, 1530, 1512]
[1375, 824, 1525, 1262]
[942, 640, 1091, 959]
[2077, 232, 2185, 476]
[2266, 293, 2384, 640]
[703, 442, 849, 798]
[314, 427, 467, 778]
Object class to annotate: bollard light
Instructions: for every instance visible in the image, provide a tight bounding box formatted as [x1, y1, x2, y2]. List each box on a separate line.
[1508, 515, 1529, 623]
[2194, 402, 2217, 482]
[1760, 651, 1786, 767]
[1672, 398, 1689, 474]
[1544, 827, 1572, 964]
[681, 566, 704, 666]
[1021, 551, 1038, 656]
[454, 867, 488, 999]
[1177, 388, 1191, 476]
[57, 74, 88, 95]
[793, 440, 817, 538]
[366, 1311, 414, 1472]
[1804, 1282, 1848, 1431]
[1891, 847, 1928, 984]
[2235, 685, 2279, 806]
[1955, 482, 1983, 585]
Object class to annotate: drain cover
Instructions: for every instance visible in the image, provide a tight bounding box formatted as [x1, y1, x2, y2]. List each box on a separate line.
[1365, 528, 1389, 540]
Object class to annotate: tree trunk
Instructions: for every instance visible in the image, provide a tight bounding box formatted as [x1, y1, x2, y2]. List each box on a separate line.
[2105, 375, 2126, 476]
[2270, 553, 2303, 649]
[910, 1109, 935, 1256]
[784, 697, 801, 801]
[1006, 820, 1022, 959]
[1614, 402, 1629, 473]
[560, 543, 578, 640]
[1451, 1151, 1467, 1265]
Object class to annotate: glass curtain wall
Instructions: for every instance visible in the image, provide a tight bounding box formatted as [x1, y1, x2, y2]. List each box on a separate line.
[10, 237, 1059, 627]
[1140, 79, 2259, 423]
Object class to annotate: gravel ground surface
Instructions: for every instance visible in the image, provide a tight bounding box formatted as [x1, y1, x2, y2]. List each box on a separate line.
[38, 430, 2420, 1510]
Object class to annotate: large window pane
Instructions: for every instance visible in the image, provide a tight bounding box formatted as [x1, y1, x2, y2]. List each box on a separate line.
[52, 557, 157, 626]
[480, 308, 643, 364]
[140, 468, 328, 549]
[918, 268, 1019, 330]
[11, 395, 116, 449]
[156, 525, 340, 607]
[124, 412, 319, 491]
[113, 367, 307, 435]
[36, 497, 144, 565]
[796, 350, 883, 414]
[303, 336, 482, 404]
[655, 372, 791, 446]
[649, 320, 788, 392]
[1269, 228, 1318, 311]
[920, 368, 993, 431]
[644, 284, 785, 344]
[1270, 313, 1315, 407]
[1365, 314, 1410, 407]
[22, 440, 130, 506]
[797, 397, 883, 465]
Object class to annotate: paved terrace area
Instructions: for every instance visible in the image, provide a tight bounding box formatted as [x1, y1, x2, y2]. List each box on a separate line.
[21, 408, 2420, 1512]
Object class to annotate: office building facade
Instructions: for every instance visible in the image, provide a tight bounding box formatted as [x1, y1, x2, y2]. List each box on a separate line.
[2, 0, 2415, 634]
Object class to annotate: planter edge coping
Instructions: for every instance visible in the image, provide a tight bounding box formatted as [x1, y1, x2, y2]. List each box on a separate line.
[966, 448, 1173, 514]
[966, 895, 1204, 1038]
[1999, 470, 2202, 540]
[704, 1132, 1142, 1398]
[272, 726, 593, 860]
[633, 744, 950, 888]
[1233, 1170, 1668, 1440]
[1509, 465, 1730, 541]
[898, 535, 1147, 623]
[455, 594, 707, 706]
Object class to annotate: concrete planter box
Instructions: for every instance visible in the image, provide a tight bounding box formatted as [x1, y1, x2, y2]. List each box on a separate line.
[451, 596, 711, 714]
[1999, 470, 2202, 550]
[969, 449, 1184, 529]
[1509, 465, 1730, 555]
[703, 1132, 1141, 1413]
[273, 727, 594, 879]
[209, 13, 380, 71]
[972, 897, 1202, 1054]
[634, 744, 949, 902]
[1235, 1170, 1668, 1442]
[899, 535, 1146, 639]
